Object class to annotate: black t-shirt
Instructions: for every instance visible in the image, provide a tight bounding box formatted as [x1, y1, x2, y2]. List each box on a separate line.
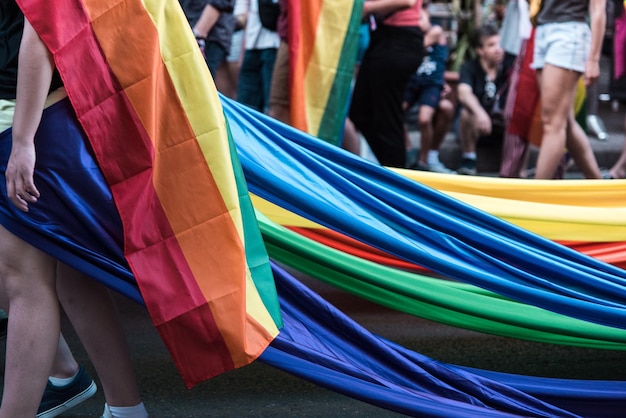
[459, 58, 508, 112]
[0, 0, 62, 100]
[0, 0, 23, 99]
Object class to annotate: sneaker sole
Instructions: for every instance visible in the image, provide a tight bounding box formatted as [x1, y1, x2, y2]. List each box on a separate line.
[37, 380, 97, 418]
[457, 168, 477, 175]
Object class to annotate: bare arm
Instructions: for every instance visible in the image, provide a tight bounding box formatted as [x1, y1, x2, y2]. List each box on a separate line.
[457, 83, 492, 134]
[458, 83, 486, 116]
[7, 19, 54, 212]
[193, 4, 221, 38]
[585, 0, 606, 85]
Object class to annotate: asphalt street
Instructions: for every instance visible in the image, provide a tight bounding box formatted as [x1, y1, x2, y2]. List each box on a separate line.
[2, 271, 623, 418]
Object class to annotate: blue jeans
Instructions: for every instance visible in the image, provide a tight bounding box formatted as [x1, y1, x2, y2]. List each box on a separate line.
[236, 48, 278, 113]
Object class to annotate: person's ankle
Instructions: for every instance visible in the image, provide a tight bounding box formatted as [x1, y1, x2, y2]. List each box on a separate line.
[103, 402, 149, 418]
[48, 367, 79, 386]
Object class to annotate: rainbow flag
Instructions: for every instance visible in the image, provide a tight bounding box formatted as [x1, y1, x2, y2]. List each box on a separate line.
[17, 0, 281, 388]
[508, 29, 587, 147]
[288, 0, 364, 145]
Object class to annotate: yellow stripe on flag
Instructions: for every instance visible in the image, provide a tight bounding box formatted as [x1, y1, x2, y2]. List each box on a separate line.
[303, 0, 355, 136]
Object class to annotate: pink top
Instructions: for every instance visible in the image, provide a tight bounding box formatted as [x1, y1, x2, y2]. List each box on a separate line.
[383, 1, 422, 27]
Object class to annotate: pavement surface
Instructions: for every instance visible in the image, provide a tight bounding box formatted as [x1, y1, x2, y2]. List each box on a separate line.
[8, 274, 624, 418]
[2, 63, 626, 418]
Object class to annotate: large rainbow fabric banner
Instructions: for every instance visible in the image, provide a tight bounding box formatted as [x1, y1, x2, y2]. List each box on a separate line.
[288, 0, 364, 144]
[16, 0, 281, 387]
[223, 97, 626, 331]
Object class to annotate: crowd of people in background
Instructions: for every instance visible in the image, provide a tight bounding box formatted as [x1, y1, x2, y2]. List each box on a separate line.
[182, 0, 626, 180]
[1, 1, 625, 417]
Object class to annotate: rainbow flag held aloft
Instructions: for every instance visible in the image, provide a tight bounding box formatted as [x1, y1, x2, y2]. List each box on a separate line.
[17, 0, 281, 388]
[288, 0, 365, 145]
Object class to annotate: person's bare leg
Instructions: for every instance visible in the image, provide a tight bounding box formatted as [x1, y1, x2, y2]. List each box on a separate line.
[0, 289, 79, 380]
[0, 225, 59, 418]
[432, 98, 454, 150]
[215, 61, 241, 99]
[565, 110, 602, 178]
[56, 263, 142, 408]
[342, 117, 361, 155]
[50, 334, 80, 378]
[417, 105, 436, 165]
[458, 108, 479, 155]
[534, 65, 583, 179]
[609, 115, 626, 179]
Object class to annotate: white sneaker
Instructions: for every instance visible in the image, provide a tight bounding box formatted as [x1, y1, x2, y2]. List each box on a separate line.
[426, 161, 456, 174]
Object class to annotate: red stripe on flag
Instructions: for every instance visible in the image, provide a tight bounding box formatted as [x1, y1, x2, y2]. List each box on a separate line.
[18, 0, 235, 385]
[288, 0, 323, 132]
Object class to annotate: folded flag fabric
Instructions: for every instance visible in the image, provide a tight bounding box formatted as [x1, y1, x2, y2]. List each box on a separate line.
[288, 0, 364, 144]
[264, 262, 584, 418]
[223, 97, 626, 331]
[16, 0, 281, 388]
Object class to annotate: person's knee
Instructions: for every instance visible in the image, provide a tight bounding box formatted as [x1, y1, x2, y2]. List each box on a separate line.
[438, 99, 454, 118]
[418, 106, 435, 127]
[0, 230, 56, 298]
[540, 108, 568, 134]
[0, 230, 27, 286]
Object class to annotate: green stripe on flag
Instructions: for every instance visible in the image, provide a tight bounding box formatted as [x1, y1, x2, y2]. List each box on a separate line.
[226, 116, 283, 328]
[318, 0, 365, 144]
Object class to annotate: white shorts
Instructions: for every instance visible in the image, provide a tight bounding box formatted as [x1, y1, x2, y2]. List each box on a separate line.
[531, 22, 590, 73]
[227, 30, 244, 63]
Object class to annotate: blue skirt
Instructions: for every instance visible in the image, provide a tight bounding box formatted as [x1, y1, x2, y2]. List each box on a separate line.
[0, 98, 140, 301]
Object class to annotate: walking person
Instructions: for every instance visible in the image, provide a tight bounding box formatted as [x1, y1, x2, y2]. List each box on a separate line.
[531, 0, 606, 179]
[349, 0, 424, 168]
[0, 3, 148, 417]
[237, 0, 280, 113]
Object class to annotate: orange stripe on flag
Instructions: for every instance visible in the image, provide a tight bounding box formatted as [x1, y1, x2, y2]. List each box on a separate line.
[83, 0, 250, 358]
[289, 0, 322, 132]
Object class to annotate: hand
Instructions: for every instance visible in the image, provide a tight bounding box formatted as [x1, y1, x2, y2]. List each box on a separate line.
[192, 29, 207, 58]
[583, 59, 600, 86]
[6, 141, 39, 212]
[195, 36, 206, 58]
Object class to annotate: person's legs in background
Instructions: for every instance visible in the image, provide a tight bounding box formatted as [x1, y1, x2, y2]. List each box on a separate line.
[238, 48, 278, 113]
[457, 107, 480, 175]
[215, 30, 244, 99]
[414, 85, 455, 173]
[565, 106, 602, 178]
[341, 117, 361, 155]
[204, 41, 228, 80]
[426, 96, 456, 173]
[268, 41, 290, 124]
[534, 64, 601, 179]
[607, 113, 626, 178]
[259, 48, 278, 113]
[350, 26, 423, 168]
